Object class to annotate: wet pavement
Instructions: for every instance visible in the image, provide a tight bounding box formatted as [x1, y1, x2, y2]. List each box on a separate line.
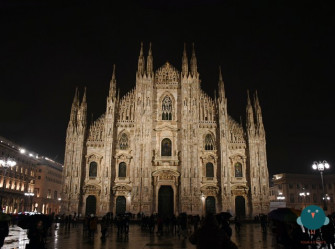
[4, 222, 277, 249]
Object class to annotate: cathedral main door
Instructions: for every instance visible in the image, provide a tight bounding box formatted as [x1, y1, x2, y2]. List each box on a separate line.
[158, 186, 173, 218]
[116, 196, 126, 215]
[85, 195, 96, 216]
[205, 196, 216, 214]
[235, 196, 246, 217]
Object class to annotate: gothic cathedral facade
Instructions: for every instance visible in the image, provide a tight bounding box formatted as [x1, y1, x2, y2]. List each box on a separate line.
[61, 43, 270, 218]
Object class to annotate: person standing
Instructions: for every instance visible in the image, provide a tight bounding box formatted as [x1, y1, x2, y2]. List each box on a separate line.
[26, 220, 46, 249]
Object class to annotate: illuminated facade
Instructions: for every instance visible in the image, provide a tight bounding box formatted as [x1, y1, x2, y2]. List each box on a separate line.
[270, 173, 335, 213]
[0, 136, 63, 214]
[62, 43, 269, 217]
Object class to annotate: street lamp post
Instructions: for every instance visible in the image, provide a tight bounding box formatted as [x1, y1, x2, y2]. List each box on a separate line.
[312, 160, 330, 211]
[24, 192, 34, 212]
[0, 157, 17, 211]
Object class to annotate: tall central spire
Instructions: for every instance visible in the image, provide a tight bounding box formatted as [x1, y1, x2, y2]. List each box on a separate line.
[218, 66, 225, 100]
[246, 90, 255, 132]
[146, 42, 153, 76]
[182, 43, 188, 77]
[137, 42, 145, 76]
[69, 87, 79, 124]
[190, 43, 198, 76]
[109, 64, 117, 98]
[253, 91, 264, 134]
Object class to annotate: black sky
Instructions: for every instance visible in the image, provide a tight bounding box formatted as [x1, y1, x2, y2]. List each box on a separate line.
[1, 0, 334, 176]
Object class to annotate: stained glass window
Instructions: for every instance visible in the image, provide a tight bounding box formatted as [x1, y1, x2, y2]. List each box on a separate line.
[206, 163, 214, 177]
[235, 162, 242, 177]
[89, 162, 97, 177]
[205, 134, 214, 150]
[162, 96, 172, 120]
[119, 162, 126, 177]
[119, 133, 128, 150]
[161, 138, 172, 156]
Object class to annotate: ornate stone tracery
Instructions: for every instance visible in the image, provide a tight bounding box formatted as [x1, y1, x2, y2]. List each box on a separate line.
[155, 62, 180, 86]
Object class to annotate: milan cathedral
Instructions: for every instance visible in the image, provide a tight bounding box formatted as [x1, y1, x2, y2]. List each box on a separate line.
[61, 43, 270, 218]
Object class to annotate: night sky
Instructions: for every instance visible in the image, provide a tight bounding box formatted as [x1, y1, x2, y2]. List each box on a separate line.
[1, 1, 334, 176]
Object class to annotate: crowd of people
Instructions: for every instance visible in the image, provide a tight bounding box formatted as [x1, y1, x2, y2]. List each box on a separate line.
[2, 206, 335, 249]
[0, 209, 54, 249]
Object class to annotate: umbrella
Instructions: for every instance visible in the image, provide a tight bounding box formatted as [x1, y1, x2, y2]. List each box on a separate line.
[268, 208, 301, 223]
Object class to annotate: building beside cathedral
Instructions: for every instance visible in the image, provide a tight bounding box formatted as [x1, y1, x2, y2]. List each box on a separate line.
[61, 43, 269, 218]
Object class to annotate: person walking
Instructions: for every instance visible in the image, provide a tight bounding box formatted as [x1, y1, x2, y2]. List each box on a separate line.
[100, 216, 108, 241]
[89, 214, 98, 238]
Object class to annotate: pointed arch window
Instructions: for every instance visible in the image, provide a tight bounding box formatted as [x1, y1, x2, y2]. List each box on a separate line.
[204, 134, 215, 150]
[119, 162, 126, 177]
[89, 162, 97, 177]
[119, 133, 128, 150]
[206, 162, 214, 177]
[161, 138, 172, 156]
[235, 162, 242, 177]
[162, 96, 172, 120]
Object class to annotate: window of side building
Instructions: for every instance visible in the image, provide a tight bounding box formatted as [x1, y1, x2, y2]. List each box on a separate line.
[290, 194, 294, 203]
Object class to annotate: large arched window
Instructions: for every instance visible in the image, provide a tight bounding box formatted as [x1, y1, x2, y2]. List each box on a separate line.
[204, 134, 214, 150]
[235, 162, 242, 177]
[119, 162, 126, 177]
[206, 163, 214, 177]
[119, 133, 128, 150]
[89, 162, 97, 177]
[162, 96, 172, 120]
[161, 138, 172, 156]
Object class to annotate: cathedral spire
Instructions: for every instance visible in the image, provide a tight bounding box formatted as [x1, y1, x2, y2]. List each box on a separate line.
[137, 42, 145, 76]
[246, 90, 255, 132]
[146, 42, 153, 76]
[81, 86, 86, 105]
[69, 87, 79, 123]
[78, 87, 87, 127]
[218, 66, 225, 100]
[182, 43, 189, 77]
[253, 90, 264, 135]
[190, 43, 198, 76]
[109, 64, 117, 98]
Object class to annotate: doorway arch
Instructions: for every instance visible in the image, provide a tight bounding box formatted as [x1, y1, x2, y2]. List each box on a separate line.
[235, 196, 246, 217]
[205, 196, 216, 214]
[116, 196, 126, 215]
[158, 186, 174, 218]
[85, 195, 96, 216]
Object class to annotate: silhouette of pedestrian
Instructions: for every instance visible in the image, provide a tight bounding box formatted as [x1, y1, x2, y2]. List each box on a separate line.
[26, 219, 46, 249]
[100, 216, 108, 241]
[189, 213, 238, 249]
